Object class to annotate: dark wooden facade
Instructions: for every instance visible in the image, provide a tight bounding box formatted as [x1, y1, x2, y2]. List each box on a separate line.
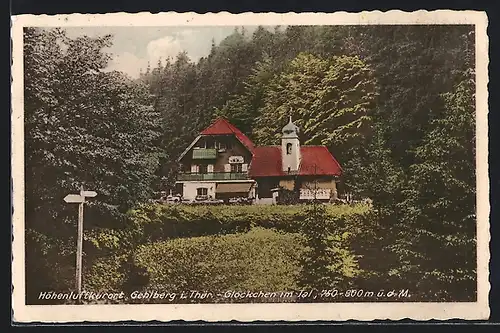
[179, 135, 252, 173]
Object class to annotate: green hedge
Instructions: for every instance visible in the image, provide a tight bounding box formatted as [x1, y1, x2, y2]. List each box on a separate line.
[37, 202, 475, 303]
[132, 227, 306, 303]
[123, 203, 371, 244]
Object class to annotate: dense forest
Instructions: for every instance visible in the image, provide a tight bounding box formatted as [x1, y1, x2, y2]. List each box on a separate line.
[23, 25, 476, 303]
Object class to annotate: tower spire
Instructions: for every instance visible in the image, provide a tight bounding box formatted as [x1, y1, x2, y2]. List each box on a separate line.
[282, 111, 299, 138]
[281, 116, 301, 172]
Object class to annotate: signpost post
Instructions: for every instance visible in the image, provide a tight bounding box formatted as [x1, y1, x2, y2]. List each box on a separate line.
[64, 186, 97, 294]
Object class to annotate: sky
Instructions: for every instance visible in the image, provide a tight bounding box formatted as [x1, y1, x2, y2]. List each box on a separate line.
[64, 26, 272, 79]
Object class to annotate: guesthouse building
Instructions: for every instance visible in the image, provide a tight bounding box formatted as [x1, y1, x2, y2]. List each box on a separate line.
[175, 117, 342, 204]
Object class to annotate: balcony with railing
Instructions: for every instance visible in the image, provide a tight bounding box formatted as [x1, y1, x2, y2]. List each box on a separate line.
[192, 148, 218, 160]
[177, 172, 249, 181]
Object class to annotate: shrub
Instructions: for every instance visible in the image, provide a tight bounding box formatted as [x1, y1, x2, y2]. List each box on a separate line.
[84, 254, 128, 294]
[132, 227, 306, 303]
[25, 229, 75, 304]
[296, 205, 362, 292]
[125, 202, 371, 242]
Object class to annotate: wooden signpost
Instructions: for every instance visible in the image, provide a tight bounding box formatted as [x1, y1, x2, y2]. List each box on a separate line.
[64, 186, 97, 294]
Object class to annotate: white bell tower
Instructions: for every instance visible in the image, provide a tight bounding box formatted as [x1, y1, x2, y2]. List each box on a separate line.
[281, 116, 301, 173]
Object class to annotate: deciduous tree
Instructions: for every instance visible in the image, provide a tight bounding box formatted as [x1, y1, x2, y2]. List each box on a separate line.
[24, 28, 161, 301]
[254, 53, 378, 191]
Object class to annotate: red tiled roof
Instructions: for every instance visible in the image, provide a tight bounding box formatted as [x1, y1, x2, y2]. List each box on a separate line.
[198, 118, 341, 177]
[200, 118, 255, 153]
[249, 146, 342, 177]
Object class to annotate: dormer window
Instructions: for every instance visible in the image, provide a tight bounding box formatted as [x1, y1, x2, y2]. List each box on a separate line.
[286, 143, 292, 155]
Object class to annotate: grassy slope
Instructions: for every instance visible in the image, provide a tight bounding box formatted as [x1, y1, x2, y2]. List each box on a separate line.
[127, 204, 371, 301]
[134, 227, 306, 301]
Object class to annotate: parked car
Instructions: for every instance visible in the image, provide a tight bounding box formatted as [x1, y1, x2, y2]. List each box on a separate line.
[150, 191, 167, 203]
[208, 198, 224, 205]
[206, 198, 224, 205]
[192, 195, 224, 205]
[166, 194, 182, 204]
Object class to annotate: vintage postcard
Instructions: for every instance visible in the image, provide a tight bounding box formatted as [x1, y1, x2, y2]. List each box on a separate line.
[11, 10, 490, 322]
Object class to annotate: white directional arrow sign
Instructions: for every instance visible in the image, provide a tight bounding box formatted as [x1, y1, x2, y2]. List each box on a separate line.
[64, 194, 85, 203]
[63, 186, 97, 296]
[81, 190, 97, 198]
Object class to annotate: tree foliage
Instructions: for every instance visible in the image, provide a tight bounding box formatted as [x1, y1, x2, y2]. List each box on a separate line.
[215, 52, 276, 137]
[392, 71, 477, 300]
[24, 27, 161, 301]
[253, 53, 377, 190]
[297, 205, 361, 291]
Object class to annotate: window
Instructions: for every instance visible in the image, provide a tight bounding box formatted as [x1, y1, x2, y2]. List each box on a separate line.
[197, 188, 208, 196]
[231, 163, 243, 173]
[198, 164, 208, 174]
[286, 143, 292, 155]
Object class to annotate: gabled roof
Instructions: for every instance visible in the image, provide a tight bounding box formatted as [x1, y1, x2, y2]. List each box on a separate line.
[177, 118, 343, 178]
[248, 146, 342, 178]
[201, 118, 255, 153]
[177, 118, 255, 162]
